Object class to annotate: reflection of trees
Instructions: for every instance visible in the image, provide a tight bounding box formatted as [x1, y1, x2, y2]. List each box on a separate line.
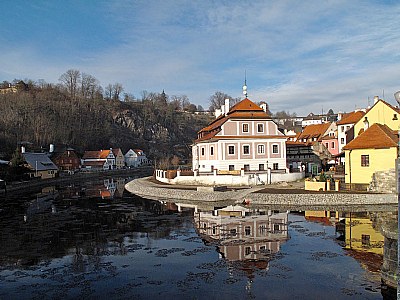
[0, 189, 188, 269]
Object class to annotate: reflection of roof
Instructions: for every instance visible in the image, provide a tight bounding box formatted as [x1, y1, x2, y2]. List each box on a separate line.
[22, 153, 58, 171]
[343, 123, 398, 150]
[337, 111, 365, 125]
[345, 249, 382, 273]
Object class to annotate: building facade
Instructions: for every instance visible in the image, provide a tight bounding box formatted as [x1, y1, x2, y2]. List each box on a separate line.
[192, 98, 288, 174]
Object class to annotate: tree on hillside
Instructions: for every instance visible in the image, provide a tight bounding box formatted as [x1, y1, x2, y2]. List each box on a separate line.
[208, 91, 230, 112]
[59, 69, 81, 100]
[81, 73, 102, 100]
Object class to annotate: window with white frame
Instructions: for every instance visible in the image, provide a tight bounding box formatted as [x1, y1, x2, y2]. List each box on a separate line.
[243, 145, 250, 155]
[228, 145, 235, 155]
[242, 123, 249, 133]
[257, 123, 264, 133]
[201, 147, 205, 156]
[257, 144, 265, 154]
[210, 146, 214, 156]
[272, 144, 279, 154]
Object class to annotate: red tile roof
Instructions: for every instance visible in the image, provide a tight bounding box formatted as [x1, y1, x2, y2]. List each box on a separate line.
[297, 123, 331, 142]
[343, 123, 398, 150]
[337, 111, 365, 125]
[99, 150, 111, 159]
[196, 98, 270, 142]
[82, 150, 101, 159]
[228, 98, 265, 113]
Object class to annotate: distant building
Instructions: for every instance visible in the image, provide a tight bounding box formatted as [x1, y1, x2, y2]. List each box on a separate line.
[81, 148, 117, 170]
[336, 110, 365, 153]
[124, 149, 148, 168]
[0, 80, 28, 94]
[52, 147, 81, 172]
[22, 152, 58, 179]
[286, 123, 334, 174]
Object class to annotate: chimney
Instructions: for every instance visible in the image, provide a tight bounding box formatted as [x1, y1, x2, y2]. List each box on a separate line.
[224, 98, 230, 115]
[49, 144, 54, 153]
[21, 146, 25, 153]
[215, 108, 222, 118]
[221, 105, 225, 115]
[373, 96, 379, 104]
[260, 103, 267, 113]
[363, 117, 369, 131]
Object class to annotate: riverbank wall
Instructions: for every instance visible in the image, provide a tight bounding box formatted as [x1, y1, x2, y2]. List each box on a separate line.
[125, 177, 398, 206]
[0, 167, 153, 194]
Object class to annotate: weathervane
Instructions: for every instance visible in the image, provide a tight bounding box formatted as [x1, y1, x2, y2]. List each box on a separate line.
[242, 70, 248, 98]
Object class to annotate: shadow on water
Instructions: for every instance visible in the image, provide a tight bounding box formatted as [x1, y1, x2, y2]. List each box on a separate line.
[0, 176, 397, 299]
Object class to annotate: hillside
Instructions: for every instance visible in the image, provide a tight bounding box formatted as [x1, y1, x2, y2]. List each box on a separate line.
[0, 86, 212, 161]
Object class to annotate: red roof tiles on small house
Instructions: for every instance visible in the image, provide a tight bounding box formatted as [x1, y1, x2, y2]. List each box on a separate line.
[82, 150, 101, 159]
[99, 150, 111, 159]
[337, 111, 365, 125]
[343, 123, 398, 150]
[297, 123, 331, 142]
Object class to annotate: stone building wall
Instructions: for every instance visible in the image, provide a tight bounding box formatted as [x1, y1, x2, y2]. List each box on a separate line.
[368, 168, 396, 193]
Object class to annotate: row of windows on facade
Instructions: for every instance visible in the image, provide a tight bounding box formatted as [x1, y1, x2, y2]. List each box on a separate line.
[204, 223, 283, 236]
[200, 163, 279, 171]
[200, 144, 279, 156]
[324, 142, 336, 149]
[242, 123, 265, 133]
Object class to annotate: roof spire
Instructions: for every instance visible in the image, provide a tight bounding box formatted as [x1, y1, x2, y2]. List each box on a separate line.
[242, 70, 248, 98]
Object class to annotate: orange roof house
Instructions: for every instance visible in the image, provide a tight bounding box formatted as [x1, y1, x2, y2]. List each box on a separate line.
[82, 148, 117, 170]
[192, 97, 287, 174]
[286, 123, 335, 175]
[343, 123, 399, 187]
[337, 111, 365, 126]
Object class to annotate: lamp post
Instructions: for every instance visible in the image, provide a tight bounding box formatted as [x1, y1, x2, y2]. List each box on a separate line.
[394, 90, 400, 298]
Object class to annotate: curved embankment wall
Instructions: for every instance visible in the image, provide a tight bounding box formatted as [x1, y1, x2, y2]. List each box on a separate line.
[125, 177, 398, 206]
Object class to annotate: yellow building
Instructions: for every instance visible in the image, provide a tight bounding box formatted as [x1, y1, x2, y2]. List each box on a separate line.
[344, 212, 383, 255]
[343, 123, 398, 185]
[353, 98, 400, 137]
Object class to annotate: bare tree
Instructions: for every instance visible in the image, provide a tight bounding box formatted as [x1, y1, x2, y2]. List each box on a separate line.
[81, 73, 100, 99]
[104, 84, 113, 100]
[208, 91, 231, 112]
[59, 69, 81, 100]
[112, 83, 124, 100]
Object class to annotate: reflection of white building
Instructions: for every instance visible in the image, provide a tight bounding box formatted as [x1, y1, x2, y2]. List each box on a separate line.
[195, 205, 289, 262]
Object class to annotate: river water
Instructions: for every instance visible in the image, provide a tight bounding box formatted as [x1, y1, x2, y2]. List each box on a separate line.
[0, 176, 397, 299]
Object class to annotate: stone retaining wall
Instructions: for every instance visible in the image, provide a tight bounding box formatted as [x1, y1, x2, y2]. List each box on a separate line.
[125, 177, 398, 205]
[369, 168, 396, 193]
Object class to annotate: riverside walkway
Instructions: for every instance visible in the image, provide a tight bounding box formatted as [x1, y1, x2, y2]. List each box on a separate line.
[125, 177, 398, 208]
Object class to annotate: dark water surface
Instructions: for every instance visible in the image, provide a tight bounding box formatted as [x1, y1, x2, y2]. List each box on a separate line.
[0, 176, 397, 299]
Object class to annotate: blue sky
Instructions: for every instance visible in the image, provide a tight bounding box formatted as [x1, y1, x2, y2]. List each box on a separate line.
[1, 1, 399, 115]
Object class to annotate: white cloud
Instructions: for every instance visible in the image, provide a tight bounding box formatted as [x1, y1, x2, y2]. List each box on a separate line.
[1, 0, 400, 115]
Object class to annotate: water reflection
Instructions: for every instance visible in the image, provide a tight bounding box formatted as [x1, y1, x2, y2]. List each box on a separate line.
[0, 178, 397, 299]
[195, 206, 288, 265]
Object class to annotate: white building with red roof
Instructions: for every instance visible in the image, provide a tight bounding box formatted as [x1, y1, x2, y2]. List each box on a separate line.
[192, 97, 288, 175]
[81, 148, 116, 170]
